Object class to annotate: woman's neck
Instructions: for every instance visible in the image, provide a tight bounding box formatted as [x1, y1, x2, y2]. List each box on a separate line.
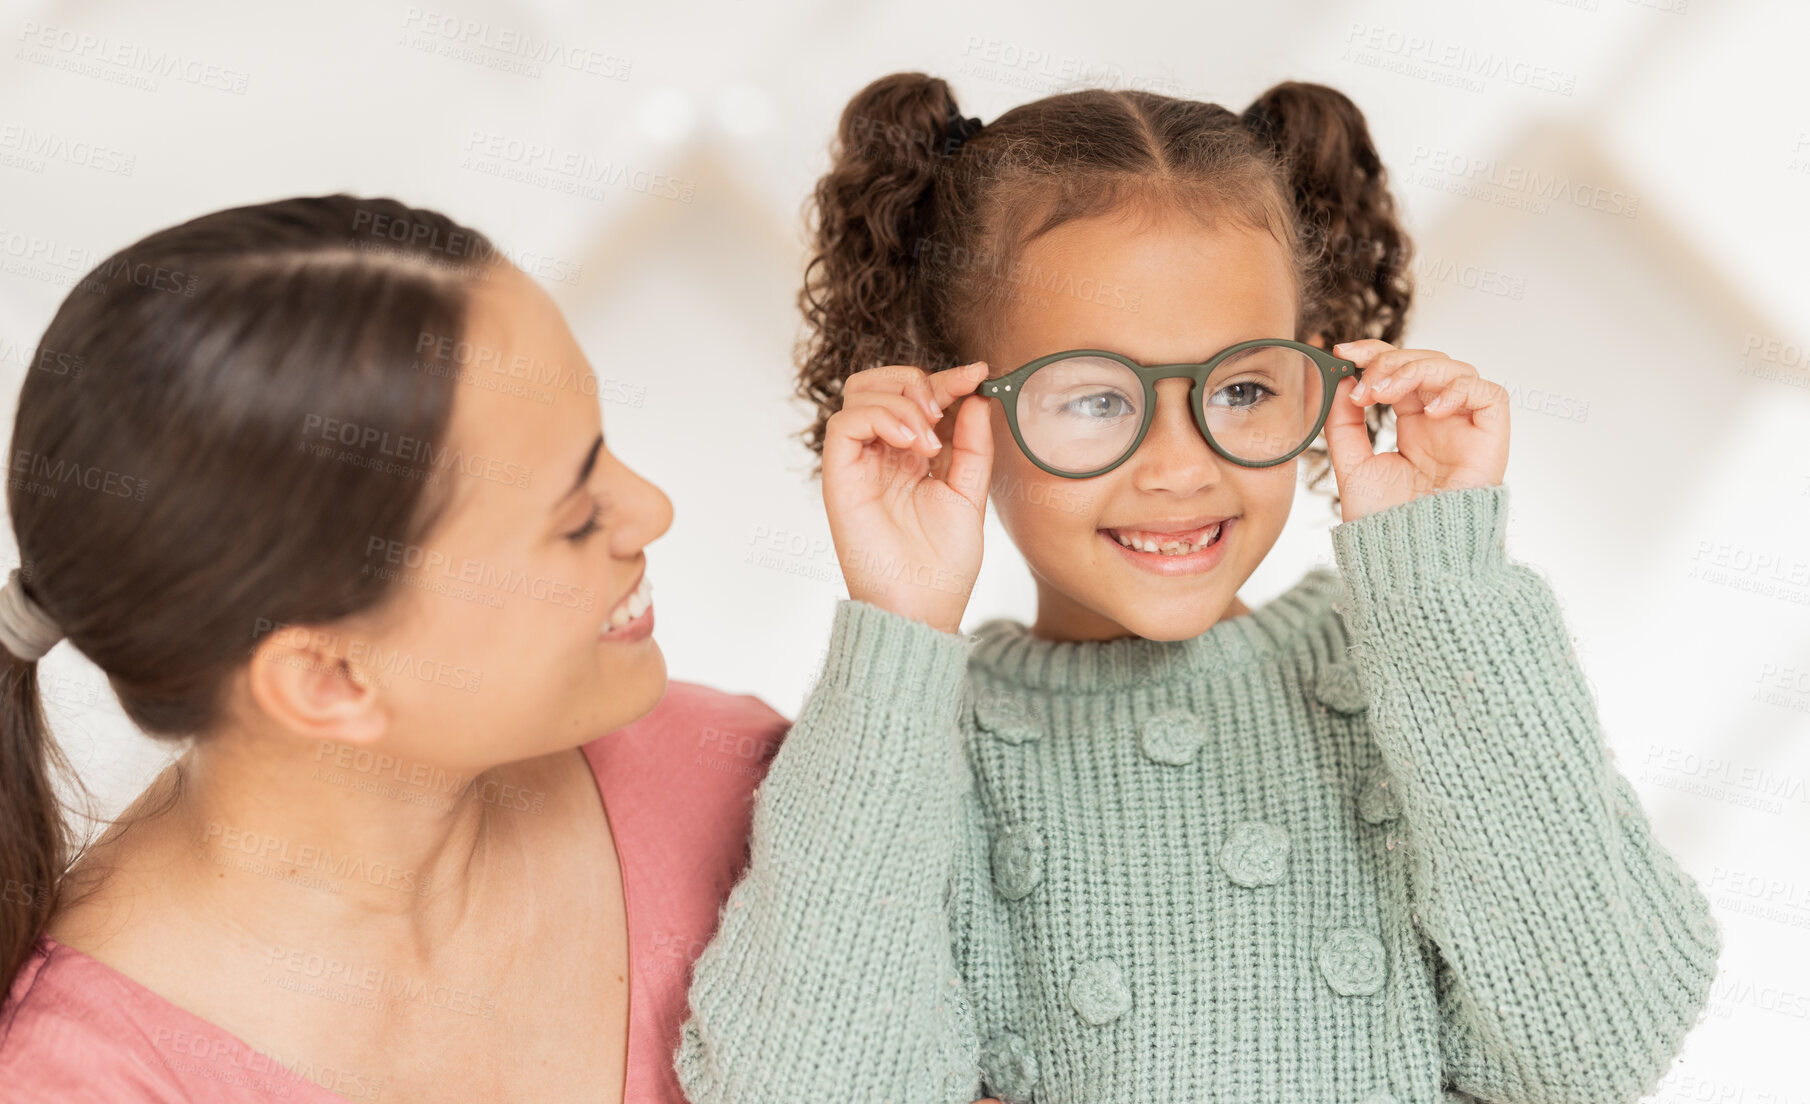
[54, 730, 572, 964]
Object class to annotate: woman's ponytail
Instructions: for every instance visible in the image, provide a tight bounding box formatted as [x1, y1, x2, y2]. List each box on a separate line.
[796, 72, 973, 467]
[0, 642, 71, 993]
[1241, 81, 1413, 347]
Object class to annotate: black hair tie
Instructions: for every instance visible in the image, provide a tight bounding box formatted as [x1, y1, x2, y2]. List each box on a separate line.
[943, 105, 984, 155]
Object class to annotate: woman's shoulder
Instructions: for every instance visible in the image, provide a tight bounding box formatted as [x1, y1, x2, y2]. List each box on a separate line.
[638, 679, 789, 738]
[577, 683, 792, 1104]
[581, 679, 788, 785]
[1, 937, 203, 1101]
[578, 679, 789, 888]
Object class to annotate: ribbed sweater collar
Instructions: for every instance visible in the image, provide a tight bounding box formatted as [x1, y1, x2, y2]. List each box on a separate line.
[967, 567, 1345, 693]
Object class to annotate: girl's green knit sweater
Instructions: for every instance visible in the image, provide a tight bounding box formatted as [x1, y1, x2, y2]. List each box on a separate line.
[674, 484, 1721, 1104]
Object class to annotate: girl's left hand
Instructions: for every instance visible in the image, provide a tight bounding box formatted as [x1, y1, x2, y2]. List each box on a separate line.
[1322, 339, 1511, 524]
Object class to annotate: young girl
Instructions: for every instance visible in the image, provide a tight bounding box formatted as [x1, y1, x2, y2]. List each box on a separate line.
[675, 76, 1722, 1103]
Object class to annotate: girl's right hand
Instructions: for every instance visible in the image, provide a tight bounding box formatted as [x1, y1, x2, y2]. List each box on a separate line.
[822, 361, 993, 634]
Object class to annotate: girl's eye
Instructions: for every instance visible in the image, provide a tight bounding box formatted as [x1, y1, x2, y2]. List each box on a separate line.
[1059, 390, 1136, 419]
[565, 499, 604, 543]
[1209, 381, 1275, 409]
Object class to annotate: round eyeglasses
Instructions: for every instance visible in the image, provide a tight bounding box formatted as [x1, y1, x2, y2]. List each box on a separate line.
[979, 338, 1361, 478]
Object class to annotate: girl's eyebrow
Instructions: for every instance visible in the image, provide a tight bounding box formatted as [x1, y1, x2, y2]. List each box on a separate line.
[558, 432, 604, 504]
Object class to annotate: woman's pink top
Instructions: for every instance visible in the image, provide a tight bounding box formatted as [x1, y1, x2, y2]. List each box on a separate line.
[0, 680, 788, 1103]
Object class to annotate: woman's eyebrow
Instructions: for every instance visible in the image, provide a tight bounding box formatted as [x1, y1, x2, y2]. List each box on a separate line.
[559, 432, 604, 503]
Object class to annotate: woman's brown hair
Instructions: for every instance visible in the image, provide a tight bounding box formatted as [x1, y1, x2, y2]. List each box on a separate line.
[794, 74, 1413, 508]
[0, 194, 500, 992]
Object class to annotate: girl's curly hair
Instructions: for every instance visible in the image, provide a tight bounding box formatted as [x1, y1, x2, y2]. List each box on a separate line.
[793, 74, 1413, 512]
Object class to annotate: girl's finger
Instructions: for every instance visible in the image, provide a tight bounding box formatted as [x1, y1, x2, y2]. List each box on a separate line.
[1355, 356, 1475, 406]
[1422, 377, 1469, 417]
[1352, 349, 1439, 401]
[823, 404, 926, 472]
[898, 372, 943, 424]
[1397, 358, 1477, 410]
[844, 391, 942, 454]
[1368, 345, 1450, 374]
[1321, 374, 1376, 486]
[940, 393, 995, 510]
[925, 361, 990, 412]
[845, 363, 978, 424]
[1346, 347, 1446, 400]
[1333, 338, 1395, 365]
[844, 364, 938, 419]
[1424, 376, 1510, 419]
[1392, 366, 1483, 418]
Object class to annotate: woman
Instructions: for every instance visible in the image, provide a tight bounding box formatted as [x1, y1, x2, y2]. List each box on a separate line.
[0, 195, 788, 1103]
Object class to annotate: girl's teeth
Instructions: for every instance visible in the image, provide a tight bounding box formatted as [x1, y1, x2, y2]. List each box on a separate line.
[1111, 523, 1222, 556]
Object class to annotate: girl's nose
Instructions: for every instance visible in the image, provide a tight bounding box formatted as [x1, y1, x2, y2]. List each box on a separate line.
[1129, 378, 1224, 495]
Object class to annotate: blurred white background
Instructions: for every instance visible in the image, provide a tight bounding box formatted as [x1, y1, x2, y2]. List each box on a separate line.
[2, 0, 1806, 1098]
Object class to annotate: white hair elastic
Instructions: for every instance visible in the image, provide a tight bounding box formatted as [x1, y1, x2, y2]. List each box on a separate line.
[0, 567, 63, 661]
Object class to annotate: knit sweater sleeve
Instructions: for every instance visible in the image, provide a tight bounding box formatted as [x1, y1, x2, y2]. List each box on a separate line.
[1328, 483, 1722, 1104]
[672, 599, 986, 1104]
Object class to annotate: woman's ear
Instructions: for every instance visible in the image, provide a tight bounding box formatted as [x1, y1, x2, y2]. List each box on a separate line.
[242, 621, 389, 749]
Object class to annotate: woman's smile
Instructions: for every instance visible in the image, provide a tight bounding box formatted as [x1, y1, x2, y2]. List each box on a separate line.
[599, 569, 654, 643]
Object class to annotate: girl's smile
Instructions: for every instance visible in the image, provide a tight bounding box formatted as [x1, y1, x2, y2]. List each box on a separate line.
[1100, 514, 1237, 576]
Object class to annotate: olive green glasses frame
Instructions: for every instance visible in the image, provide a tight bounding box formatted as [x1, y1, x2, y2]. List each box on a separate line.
[978, 338, 1362, 479]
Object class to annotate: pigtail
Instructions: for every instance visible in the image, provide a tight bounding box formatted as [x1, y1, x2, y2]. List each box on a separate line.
[796, 73, 970, 468]
[1241, 81, 1413, 347]
[1242, 81, 1413, 510]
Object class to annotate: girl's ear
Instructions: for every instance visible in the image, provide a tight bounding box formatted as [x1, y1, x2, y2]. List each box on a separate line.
[1306, 331, 1328, 349]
